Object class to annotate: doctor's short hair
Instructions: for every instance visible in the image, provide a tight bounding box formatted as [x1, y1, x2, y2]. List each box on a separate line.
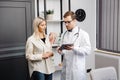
[63, 11, 76, 20]
[33, 17, 46, 34]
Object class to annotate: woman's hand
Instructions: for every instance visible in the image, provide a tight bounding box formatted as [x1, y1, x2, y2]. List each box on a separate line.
[42, 51, 54, 59]
[49, 32, 57, 44]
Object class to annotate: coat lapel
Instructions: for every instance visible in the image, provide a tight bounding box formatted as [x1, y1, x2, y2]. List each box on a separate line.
[30, 36, 45, 48]
[30, 35, 50, 49]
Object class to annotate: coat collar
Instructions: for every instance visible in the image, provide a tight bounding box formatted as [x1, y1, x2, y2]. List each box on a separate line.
[67, 26, 80, 35]
[29, 34, 50, 48]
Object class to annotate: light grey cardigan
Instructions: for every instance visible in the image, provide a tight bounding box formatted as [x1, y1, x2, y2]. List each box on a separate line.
[26, 33, 55, 76]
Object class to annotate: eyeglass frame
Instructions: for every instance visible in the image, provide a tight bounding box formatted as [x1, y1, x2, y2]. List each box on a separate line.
[62, 20, 73, 24]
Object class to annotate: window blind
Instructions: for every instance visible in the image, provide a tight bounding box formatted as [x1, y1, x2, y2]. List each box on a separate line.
[97, 0, 120, 52]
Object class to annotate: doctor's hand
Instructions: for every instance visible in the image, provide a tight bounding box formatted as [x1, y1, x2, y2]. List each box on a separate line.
[64, 45, 73, 50]
[56, 47, 62, 54]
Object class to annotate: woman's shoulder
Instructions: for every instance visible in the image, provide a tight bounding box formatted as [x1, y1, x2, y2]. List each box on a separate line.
[27, 35, 35, 42]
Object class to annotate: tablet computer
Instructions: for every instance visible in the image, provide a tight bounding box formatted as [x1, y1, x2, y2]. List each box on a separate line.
[59, 43, 73, 50]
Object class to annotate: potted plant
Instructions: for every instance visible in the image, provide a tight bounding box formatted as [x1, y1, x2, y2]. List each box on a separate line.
[46, 9, 54, 15]
[45, 9, 54, 20]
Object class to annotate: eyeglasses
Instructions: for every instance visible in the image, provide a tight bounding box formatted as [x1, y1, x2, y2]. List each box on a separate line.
[63, 20, 73, 24]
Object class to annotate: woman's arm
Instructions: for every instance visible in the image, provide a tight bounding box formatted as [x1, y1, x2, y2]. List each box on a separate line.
[26, 39, 43, 61]
[42, 51, 54, 59]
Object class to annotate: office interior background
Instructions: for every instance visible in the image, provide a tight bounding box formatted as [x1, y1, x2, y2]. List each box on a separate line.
[0, 0, 120, 80]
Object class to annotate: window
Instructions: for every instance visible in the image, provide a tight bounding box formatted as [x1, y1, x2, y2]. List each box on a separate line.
[96, 0, 120, 53]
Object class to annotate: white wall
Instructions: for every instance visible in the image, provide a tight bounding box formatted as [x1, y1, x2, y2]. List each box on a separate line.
[69, 0, 96, 69]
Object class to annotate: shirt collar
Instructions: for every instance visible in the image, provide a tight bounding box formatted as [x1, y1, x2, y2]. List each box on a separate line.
[67, 26, 79, 34]
[68, 29, 72, 32]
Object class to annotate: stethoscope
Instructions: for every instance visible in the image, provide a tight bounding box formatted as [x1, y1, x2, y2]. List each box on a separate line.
[61, 26, 80, 44]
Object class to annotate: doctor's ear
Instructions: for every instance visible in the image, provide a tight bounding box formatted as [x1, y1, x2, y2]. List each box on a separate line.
[72, 19, 77, 23]
[73, 19, 77, 21]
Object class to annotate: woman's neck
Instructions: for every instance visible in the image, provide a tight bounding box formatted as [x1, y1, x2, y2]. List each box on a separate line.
[39, 32, 45, 38]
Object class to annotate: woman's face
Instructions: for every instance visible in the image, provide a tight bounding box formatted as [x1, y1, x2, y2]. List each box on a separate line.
[38, 21, 46, 32]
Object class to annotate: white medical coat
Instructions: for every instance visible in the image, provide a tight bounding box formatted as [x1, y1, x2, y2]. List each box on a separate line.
[61, 26, 91, 80]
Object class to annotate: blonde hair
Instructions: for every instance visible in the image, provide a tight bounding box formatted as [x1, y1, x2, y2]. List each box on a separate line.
[33, 17, 46, 39]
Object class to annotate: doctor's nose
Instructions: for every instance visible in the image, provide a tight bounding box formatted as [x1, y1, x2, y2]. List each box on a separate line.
[65, 23, 69, 26]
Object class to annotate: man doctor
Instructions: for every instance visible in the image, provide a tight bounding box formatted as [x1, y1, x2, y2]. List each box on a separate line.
[57, 11, 91, 80]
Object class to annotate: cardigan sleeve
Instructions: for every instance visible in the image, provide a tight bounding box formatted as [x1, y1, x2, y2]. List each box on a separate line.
[25, 39, 43, 61]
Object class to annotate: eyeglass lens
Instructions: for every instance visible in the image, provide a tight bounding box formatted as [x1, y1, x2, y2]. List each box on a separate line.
[63, 20, 72, 24]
